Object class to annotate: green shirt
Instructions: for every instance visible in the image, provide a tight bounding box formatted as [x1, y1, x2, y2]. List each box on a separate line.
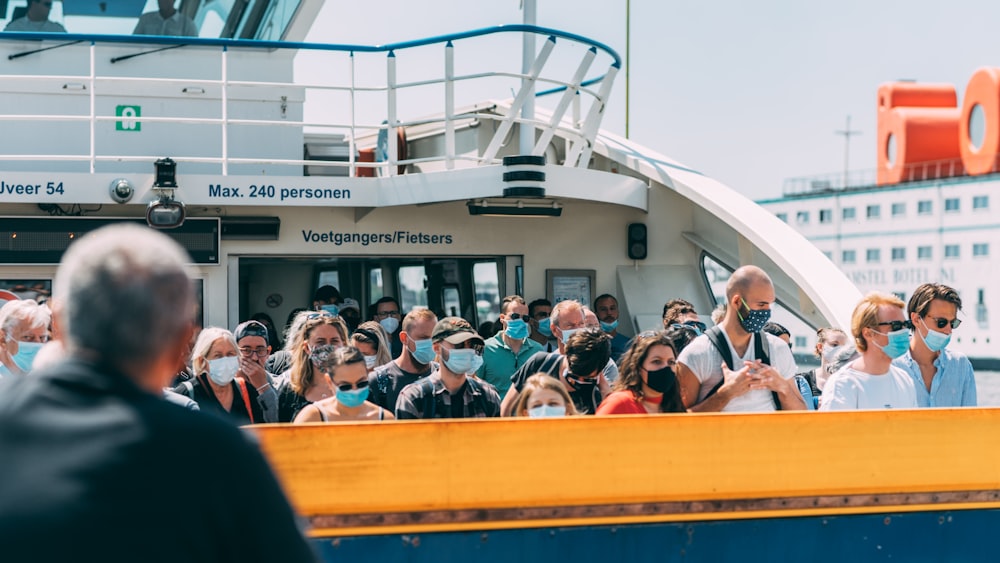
[476, 332, 543, 396]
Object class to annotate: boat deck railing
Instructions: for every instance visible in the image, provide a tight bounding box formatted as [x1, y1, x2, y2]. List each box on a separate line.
[0, 27, 620, 177]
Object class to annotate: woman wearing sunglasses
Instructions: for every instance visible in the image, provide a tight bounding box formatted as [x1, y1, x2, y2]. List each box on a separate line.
[273, 310, 349, 422]
[294, 346, 393, 422]
[819, 292, 918, 410]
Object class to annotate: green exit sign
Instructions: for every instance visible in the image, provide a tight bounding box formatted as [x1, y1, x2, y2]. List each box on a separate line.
[115, 105, 141, 131]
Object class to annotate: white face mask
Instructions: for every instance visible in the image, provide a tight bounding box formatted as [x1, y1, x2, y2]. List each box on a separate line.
[364, 355, 377, 368]
[207, 356, 239, 386]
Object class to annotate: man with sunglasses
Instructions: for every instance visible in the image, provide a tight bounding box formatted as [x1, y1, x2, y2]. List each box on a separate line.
[395, 317, 500, 419]
[477, 295, 542, 397]
[4, 0, 66, 32]
[233, 320, 279, 422]
[892, 283, 976, 407]
[820, 292, 918, 410]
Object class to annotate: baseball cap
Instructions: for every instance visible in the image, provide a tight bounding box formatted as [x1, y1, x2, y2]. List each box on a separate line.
[234, 320, 269, 343]
[339, 297, 360, 314]
[431, 317, 484, 345]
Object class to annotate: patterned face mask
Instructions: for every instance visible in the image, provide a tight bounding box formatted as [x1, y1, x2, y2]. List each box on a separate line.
[737, 298, 771, 333]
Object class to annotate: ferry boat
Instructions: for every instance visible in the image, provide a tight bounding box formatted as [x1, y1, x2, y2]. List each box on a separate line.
[760, 74, 1000, 368]
[3, 2, 999, 561]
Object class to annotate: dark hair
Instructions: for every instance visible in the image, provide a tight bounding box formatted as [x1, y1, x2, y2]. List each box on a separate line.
[528, 298, 552, 317]
[615, 330, 684, 413]
[662, 298, 695, 324]
[663, 325, 696, 355]
[313, 285, 341, 304]
[593, 293, 617, 310]
[312, 345, 366, 375]
[762, 321, 789, 339]
[370, 296, 401, 318]
[564, 328, 611, 377]
[907, 283, 962, 317]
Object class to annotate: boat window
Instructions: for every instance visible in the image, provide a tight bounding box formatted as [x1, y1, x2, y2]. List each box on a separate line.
[317, 270, 340, 293]
[841, 250, 856, 264]
[973, 195, 989, 210]
[842, 207, 856, 220]
[368, 268, 384, 305]
[398, 265, 428, 313]
[945, 198, 960, 213]
[442, 286, 461, 319]
[473, 262, 500, 324]
[917, 246, 932, 260]
[0, 279, 52, 303]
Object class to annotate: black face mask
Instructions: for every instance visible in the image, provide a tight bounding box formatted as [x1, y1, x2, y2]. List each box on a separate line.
[645, 365, 677, 394]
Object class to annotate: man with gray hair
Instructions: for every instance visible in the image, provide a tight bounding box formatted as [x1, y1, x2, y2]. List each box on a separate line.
[0, 224, 314, 561]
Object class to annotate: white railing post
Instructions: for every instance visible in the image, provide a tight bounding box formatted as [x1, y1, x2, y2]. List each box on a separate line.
[482, 35, 555, 162]
[445, 41, 455, 170]
[533, 46, 596, 157]
[387, 50, 397, 177]
[566, 64, 618, 168]
[349, 51, 356, 177]
[221, 46, 229, 175]
[89, 41, 95, 174]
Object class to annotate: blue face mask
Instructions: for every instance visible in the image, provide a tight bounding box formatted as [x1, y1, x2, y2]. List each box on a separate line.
[560, 327, 582, 344]
[599, 319, 619, 333]
[409, 337, 436, 365]
[207, 355, 239, 386]
[738, 298, 771, 333]
[537, 317, 552, 338]
[320, 304, 340, 316]
[443, 348, 478, 374]
[336, 386, 370, 408]
[528, 404, 566, 418]
[918, 318, 950, 352]
[505, 318, 529, 340]
[874, 328, 910, 360]
[11, 340, 43, 373]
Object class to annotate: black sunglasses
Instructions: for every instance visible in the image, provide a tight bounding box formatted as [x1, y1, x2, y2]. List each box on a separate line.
[926, 316, 961, 330]
[875, 320, 913, 332]
[333, 380, 370, 392]
[507, 312, 525, 320]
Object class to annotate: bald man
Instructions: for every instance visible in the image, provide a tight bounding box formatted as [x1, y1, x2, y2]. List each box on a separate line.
[675, 265, 805, 412]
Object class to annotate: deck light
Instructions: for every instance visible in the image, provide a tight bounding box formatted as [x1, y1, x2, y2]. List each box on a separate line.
[467, 199, 562, 217]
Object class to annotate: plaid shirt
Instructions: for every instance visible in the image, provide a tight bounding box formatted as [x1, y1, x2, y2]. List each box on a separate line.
[395, 373, 501, 419]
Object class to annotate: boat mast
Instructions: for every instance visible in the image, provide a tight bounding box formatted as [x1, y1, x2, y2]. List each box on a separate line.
[835, 115, 861, 189]
[520, 0, 537, 154]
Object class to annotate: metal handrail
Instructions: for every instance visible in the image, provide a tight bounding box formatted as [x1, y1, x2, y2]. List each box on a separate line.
[0, 25, 620, 176]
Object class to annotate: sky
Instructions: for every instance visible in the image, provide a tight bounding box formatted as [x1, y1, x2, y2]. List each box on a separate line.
[300, 0, 1000, 200]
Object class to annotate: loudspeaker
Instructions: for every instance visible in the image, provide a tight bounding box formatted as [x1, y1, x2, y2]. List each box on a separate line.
[627, 223, 647, 260]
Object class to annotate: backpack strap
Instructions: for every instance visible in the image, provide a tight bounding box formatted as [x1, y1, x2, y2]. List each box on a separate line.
[235, 377, 255, 423]
[704, 326, 734, 398]
[180, 379, 196, 399]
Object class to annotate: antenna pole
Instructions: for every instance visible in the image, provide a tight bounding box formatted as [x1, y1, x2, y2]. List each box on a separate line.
[835, 115, 862, 189]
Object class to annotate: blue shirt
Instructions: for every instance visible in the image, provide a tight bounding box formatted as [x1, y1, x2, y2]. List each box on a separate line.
[893, 348, 977, 407]
[609, 332, 630, 364]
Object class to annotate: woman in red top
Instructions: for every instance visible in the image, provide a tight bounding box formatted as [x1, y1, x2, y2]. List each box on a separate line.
[596, 330, 684, 415]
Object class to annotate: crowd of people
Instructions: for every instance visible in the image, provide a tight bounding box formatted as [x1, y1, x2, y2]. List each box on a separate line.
[0, 261, 978, 421]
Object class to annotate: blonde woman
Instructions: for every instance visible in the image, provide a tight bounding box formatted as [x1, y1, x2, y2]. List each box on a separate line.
[293, 346, 393, 422]
[174, 326, 264, 424]
[512, 373, 578, 417]
[350, 321, 392, 372]
[273, 311, 349, 422]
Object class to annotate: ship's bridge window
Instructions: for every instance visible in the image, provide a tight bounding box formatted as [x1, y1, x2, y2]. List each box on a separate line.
[866, 249, 881, 263]
[917, 200, 933, 215]
[866, 205, 880, 219]
[973, 243, 989, 257]
[944, 244, 960, 259]
[891, 247, 906, 262]
[917, 246, 932, 260]
[842, 207, 856, 220]
[945, 198, 960, 213]
[891, 202, 906, 217]
[973, 195, 989, 210]
[818, 209, 832, 224]
[842, 250, 856, 264]
[795, 211, 809, 225]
